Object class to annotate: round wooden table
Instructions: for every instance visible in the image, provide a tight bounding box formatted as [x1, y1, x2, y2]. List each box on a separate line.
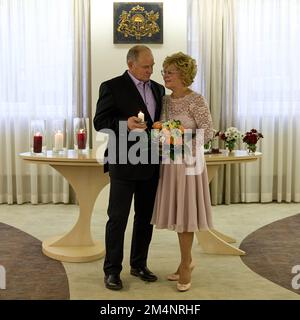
[20, 150, 109, 262]
[206, 149, 262, 183]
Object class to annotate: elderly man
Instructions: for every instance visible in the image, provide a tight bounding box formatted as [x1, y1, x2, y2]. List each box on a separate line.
[94, 45, 165, 290]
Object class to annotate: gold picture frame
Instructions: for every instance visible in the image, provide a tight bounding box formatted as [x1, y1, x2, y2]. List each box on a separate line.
[113, 2, 163, 44]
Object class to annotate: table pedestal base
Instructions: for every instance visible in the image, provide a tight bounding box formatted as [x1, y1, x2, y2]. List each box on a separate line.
[210, 229, 236, 243]
[42, 236, 105, 262]
[195, 230, 245, 255]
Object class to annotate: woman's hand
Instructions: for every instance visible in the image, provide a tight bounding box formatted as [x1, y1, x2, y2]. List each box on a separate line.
[152, 121, 163, 129]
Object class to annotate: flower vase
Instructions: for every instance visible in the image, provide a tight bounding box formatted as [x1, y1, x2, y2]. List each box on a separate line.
[226, 141, 235, 153]
[247, 144, 257, 154]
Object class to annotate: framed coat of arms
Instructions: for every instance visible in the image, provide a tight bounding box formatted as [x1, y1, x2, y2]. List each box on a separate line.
[113, 2, 163, 44]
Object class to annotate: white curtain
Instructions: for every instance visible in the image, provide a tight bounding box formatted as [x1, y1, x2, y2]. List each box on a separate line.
[0, 0, 91, 204]
[188, 0, 240, 204]
[236, 0, 300, 203]
[73, 0, 92, 144]
[188, 0, 300, 203]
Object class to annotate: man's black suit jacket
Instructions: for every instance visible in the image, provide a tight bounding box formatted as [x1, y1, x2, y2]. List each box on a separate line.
[94, 71, 165, 180]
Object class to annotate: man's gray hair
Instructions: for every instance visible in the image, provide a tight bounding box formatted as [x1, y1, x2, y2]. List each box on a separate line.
[126, 45, 151, 63]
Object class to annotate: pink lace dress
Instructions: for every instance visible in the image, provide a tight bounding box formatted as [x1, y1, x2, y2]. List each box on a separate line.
[151, 91, 214, 232]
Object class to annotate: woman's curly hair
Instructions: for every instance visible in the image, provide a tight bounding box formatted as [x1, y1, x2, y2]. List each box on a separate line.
[163, 52, 197, 86]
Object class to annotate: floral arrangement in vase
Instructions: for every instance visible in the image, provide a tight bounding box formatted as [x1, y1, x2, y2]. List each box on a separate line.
[242, 129, 263, 153]
[217, 127, 242, 152]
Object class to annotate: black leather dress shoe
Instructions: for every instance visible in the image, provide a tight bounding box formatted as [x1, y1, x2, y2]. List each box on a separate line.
[130, 266, 158, 282]
[104, 274, 123, 290]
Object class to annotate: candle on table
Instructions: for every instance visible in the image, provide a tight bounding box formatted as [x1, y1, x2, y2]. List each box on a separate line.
[138, 111, 144, 122]
[54, 130, 64, 151]
[77, 129, 86, 149]
[33, 133, 43, 153]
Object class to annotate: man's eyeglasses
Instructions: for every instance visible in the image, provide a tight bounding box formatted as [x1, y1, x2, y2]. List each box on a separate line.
[161, 70, 179, 76]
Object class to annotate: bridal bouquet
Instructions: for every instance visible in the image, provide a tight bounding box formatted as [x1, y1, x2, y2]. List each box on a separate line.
[152, 120, 188, 161]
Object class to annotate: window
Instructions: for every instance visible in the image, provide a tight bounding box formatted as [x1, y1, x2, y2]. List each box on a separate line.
[0, 0, 73, 118]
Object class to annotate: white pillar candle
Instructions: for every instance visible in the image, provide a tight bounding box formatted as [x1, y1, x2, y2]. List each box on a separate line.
[138, 111, 144, 122]
[54, 130, 64, 150]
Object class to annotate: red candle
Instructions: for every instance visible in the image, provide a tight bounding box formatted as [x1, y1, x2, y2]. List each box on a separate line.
[33, 134, 43, 153]
[77, 130, 86, 149]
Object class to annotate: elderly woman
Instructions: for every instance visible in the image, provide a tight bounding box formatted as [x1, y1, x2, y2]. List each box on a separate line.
[151, 52, 214, 292]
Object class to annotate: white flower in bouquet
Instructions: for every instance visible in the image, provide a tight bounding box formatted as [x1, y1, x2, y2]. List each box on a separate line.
[224, 127, 241, 141]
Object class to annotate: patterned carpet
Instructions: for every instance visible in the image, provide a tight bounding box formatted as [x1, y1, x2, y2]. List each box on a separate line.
[240, 214, 300, 295]
[0, 222, 69, 299]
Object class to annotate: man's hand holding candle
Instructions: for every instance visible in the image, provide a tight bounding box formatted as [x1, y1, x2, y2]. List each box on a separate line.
[127, 111, 147, 131]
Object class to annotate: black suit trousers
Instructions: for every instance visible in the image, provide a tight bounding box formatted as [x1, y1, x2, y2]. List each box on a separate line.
[104, 174, 159, 275]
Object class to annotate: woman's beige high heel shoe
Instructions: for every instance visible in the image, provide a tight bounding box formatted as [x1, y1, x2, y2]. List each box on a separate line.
[177, 282, 191, 292]
[176, 264, 193, 292]
[166, 263, 195, 281]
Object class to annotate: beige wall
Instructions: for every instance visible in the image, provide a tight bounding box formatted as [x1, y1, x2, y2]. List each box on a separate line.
[91, 0, 187, 147]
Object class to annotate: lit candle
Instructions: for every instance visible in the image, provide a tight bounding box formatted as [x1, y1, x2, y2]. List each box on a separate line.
[54, 130, 64, 151]
[138, 111, 144, 122]
[33, 132, 43, 153]
[77, 129, 86, 150]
